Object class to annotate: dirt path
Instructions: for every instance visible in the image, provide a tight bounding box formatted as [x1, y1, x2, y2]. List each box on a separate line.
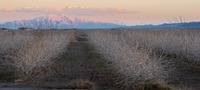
[60, 31, 117, 89]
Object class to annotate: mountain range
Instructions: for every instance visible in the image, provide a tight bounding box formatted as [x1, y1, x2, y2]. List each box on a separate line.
[0, 14, 200, 29]
[0, 14, 121, 29]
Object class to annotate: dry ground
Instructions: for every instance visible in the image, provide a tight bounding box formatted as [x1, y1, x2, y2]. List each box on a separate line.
[169, 57, 200, 89]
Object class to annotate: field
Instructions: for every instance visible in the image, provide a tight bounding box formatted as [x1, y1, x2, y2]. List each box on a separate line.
[0, 29, 200, 90]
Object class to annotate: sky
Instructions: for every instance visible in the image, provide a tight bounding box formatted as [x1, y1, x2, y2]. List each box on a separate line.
[0, 0, 200, 25]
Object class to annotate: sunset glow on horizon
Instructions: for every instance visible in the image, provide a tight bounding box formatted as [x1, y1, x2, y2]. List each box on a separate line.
[0, 0, 200, 25]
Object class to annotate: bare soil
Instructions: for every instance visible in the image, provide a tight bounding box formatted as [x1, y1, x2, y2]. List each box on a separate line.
[170, 58, 200, 90]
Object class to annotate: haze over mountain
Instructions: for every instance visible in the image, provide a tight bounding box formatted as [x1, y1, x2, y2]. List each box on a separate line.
[1, 14, 200, 30]
[0, 14, 121, 29]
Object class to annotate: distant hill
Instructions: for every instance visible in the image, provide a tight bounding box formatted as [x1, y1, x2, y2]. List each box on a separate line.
[0, 14, 121, 29]
[126, 22, 200, 29]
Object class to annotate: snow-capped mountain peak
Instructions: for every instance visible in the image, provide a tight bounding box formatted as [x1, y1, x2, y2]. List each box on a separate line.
[0, 14, 121, 29]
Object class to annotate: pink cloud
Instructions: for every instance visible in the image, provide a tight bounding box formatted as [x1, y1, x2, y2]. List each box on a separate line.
[62, 7, 137, 15]
[1, 8, 12, 12]
[15, 6, 60, 13]
[6, 6, 138, 16]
